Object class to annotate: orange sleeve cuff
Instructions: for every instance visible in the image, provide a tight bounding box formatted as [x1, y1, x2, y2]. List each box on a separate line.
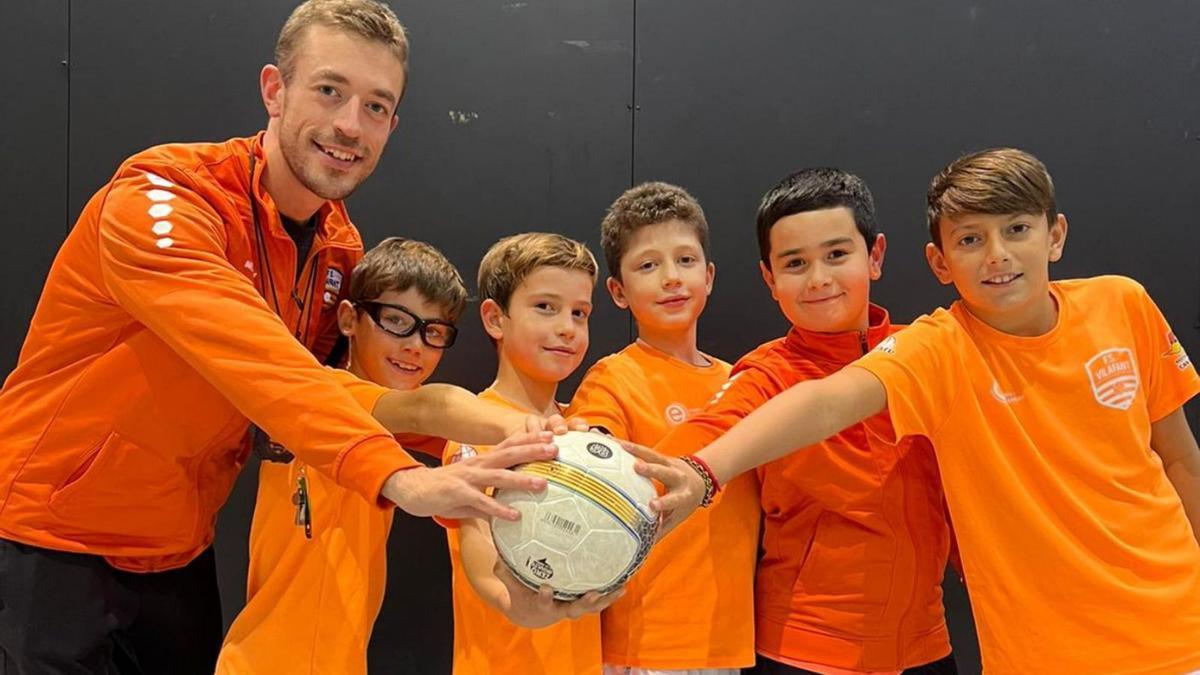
[336, 435, 422, 505]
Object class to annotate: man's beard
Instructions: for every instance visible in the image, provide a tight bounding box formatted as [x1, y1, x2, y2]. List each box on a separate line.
[278, 125, 372, 202]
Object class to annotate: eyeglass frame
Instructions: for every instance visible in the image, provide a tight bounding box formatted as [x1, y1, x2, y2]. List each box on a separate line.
[352, 300, 459, 349]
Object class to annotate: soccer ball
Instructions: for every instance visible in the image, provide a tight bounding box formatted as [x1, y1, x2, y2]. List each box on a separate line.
[491, 430, 659, 600]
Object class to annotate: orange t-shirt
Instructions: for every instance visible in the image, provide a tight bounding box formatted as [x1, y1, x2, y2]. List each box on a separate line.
[853, 276, 1200, 675]
[568, 341, 760, 669]
[217, 368, 444, 675]
[444, 387, 602, 675]
[663, 306, 951, 672]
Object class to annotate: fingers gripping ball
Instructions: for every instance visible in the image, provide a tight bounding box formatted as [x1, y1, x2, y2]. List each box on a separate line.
[491, 431, 658, 600]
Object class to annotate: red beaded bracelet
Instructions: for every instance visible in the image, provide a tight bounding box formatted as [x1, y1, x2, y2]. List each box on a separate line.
[681, 454, 721, 507]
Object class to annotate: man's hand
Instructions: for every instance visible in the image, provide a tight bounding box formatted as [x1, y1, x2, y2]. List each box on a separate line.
[621, 441, 706, 538]
[493, 560, 624, 628]
[382, 431, 557, 520]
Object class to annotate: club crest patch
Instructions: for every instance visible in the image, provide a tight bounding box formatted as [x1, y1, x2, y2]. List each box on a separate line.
[1163, 331, 1193, 372]
[1085, 348, 1139, 411]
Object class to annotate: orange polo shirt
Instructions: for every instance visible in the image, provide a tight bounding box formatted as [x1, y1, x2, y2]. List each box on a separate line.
[663, 307, 951, 672]
[444, 387, 602, 675]
[568, 341, 759, 670]
[216, 369, 445, 675]
[853, 276, 1200, 675]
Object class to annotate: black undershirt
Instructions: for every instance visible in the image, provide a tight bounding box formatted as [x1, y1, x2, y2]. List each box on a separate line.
[280, 214, 317, 282]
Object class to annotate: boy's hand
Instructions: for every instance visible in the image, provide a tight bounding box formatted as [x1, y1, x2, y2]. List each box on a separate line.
[621, 441, 706, 537]
[493, 560, 624, 628]
[382, 431, 558, 520]
[514, 413, 591, 437]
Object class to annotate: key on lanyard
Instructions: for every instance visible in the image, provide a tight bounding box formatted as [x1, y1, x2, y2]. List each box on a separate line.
[293, 466, 312, 539]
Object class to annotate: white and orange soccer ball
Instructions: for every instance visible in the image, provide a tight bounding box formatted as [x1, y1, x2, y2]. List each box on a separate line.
[491, 430, 659, 600]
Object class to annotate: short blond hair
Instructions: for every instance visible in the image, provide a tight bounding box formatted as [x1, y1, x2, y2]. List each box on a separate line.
[477, 233, 597, 311]
[600, 182, 709, 280]
[927, 148, 1056, 247]
[350, 237, 468, 321]
[275, 0, 409, 83]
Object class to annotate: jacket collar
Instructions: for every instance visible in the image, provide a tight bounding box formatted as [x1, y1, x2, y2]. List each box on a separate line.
[783, 303, 892, 363]
[244, 132, 362, 251]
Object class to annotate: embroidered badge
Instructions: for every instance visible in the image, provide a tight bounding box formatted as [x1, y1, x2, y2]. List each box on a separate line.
[323, 268, 344, 309]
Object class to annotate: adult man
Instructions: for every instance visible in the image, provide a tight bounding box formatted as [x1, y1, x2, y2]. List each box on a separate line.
[0, 2, 555, 672]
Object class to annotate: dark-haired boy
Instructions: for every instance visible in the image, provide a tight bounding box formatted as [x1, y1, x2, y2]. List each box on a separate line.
[659, 169, 955, 675]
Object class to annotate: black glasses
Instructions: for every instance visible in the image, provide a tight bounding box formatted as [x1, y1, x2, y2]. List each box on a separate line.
[354, 301, 458, 349]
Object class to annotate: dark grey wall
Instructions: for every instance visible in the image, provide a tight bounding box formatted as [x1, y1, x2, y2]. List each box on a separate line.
[0, 0, 69, 377]
[4, 1, 1200, 673]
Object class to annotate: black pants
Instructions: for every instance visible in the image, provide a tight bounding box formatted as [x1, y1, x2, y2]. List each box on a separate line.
[0, 539, 222, 675]
[746, 652, 959, 675]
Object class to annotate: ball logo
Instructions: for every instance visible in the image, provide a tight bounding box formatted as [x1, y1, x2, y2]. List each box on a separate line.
[664, 402, 688, 425]
[586, 442, 613, 459]
[526, 557, 555, 580]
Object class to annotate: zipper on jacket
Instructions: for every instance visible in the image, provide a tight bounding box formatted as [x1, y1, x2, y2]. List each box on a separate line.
[858, 330, 869, 355]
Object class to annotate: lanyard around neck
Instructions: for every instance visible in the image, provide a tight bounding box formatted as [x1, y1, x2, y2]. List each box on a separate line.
[247, 151, 318, 338]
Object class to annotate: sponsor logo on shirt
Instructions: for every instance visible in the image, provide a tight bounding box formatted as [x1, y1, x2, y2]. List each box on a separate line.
[664, 402, 688, 425]
[1163, 331, 1193, 371]
[1085, 347, 1139, 410]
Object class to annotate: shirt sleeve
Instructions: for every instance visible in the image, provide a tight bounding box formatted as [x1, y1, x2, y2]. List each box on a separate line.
[657, 365, 781, 458]
[96, 165, 419, 503]
[567, 361, 632, 439]
[850, 314, 961, 443]
[321, 369, 447, 459]
[1125, 280, 1200, 421]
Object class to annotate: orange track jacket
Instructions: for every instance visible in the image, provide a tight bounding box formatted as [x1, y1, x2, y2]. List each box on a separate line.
[0, 134, 420, 572]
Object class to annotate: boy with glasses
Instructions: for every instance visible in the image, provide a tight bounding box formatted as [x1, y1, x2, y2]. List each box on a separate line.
[219, 238, 559, 674]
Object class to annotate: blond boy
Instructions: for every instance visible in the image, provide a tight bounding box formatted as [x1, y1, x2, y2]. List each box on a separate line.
[446, 233, 617, 675]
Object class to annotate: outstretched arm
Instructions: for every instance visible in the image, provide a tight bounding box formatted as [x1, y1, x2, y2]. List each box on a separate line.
[1151, 406, 1200, 544]
[372, 383, 575, 445]
[634, 366, 887, 534]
